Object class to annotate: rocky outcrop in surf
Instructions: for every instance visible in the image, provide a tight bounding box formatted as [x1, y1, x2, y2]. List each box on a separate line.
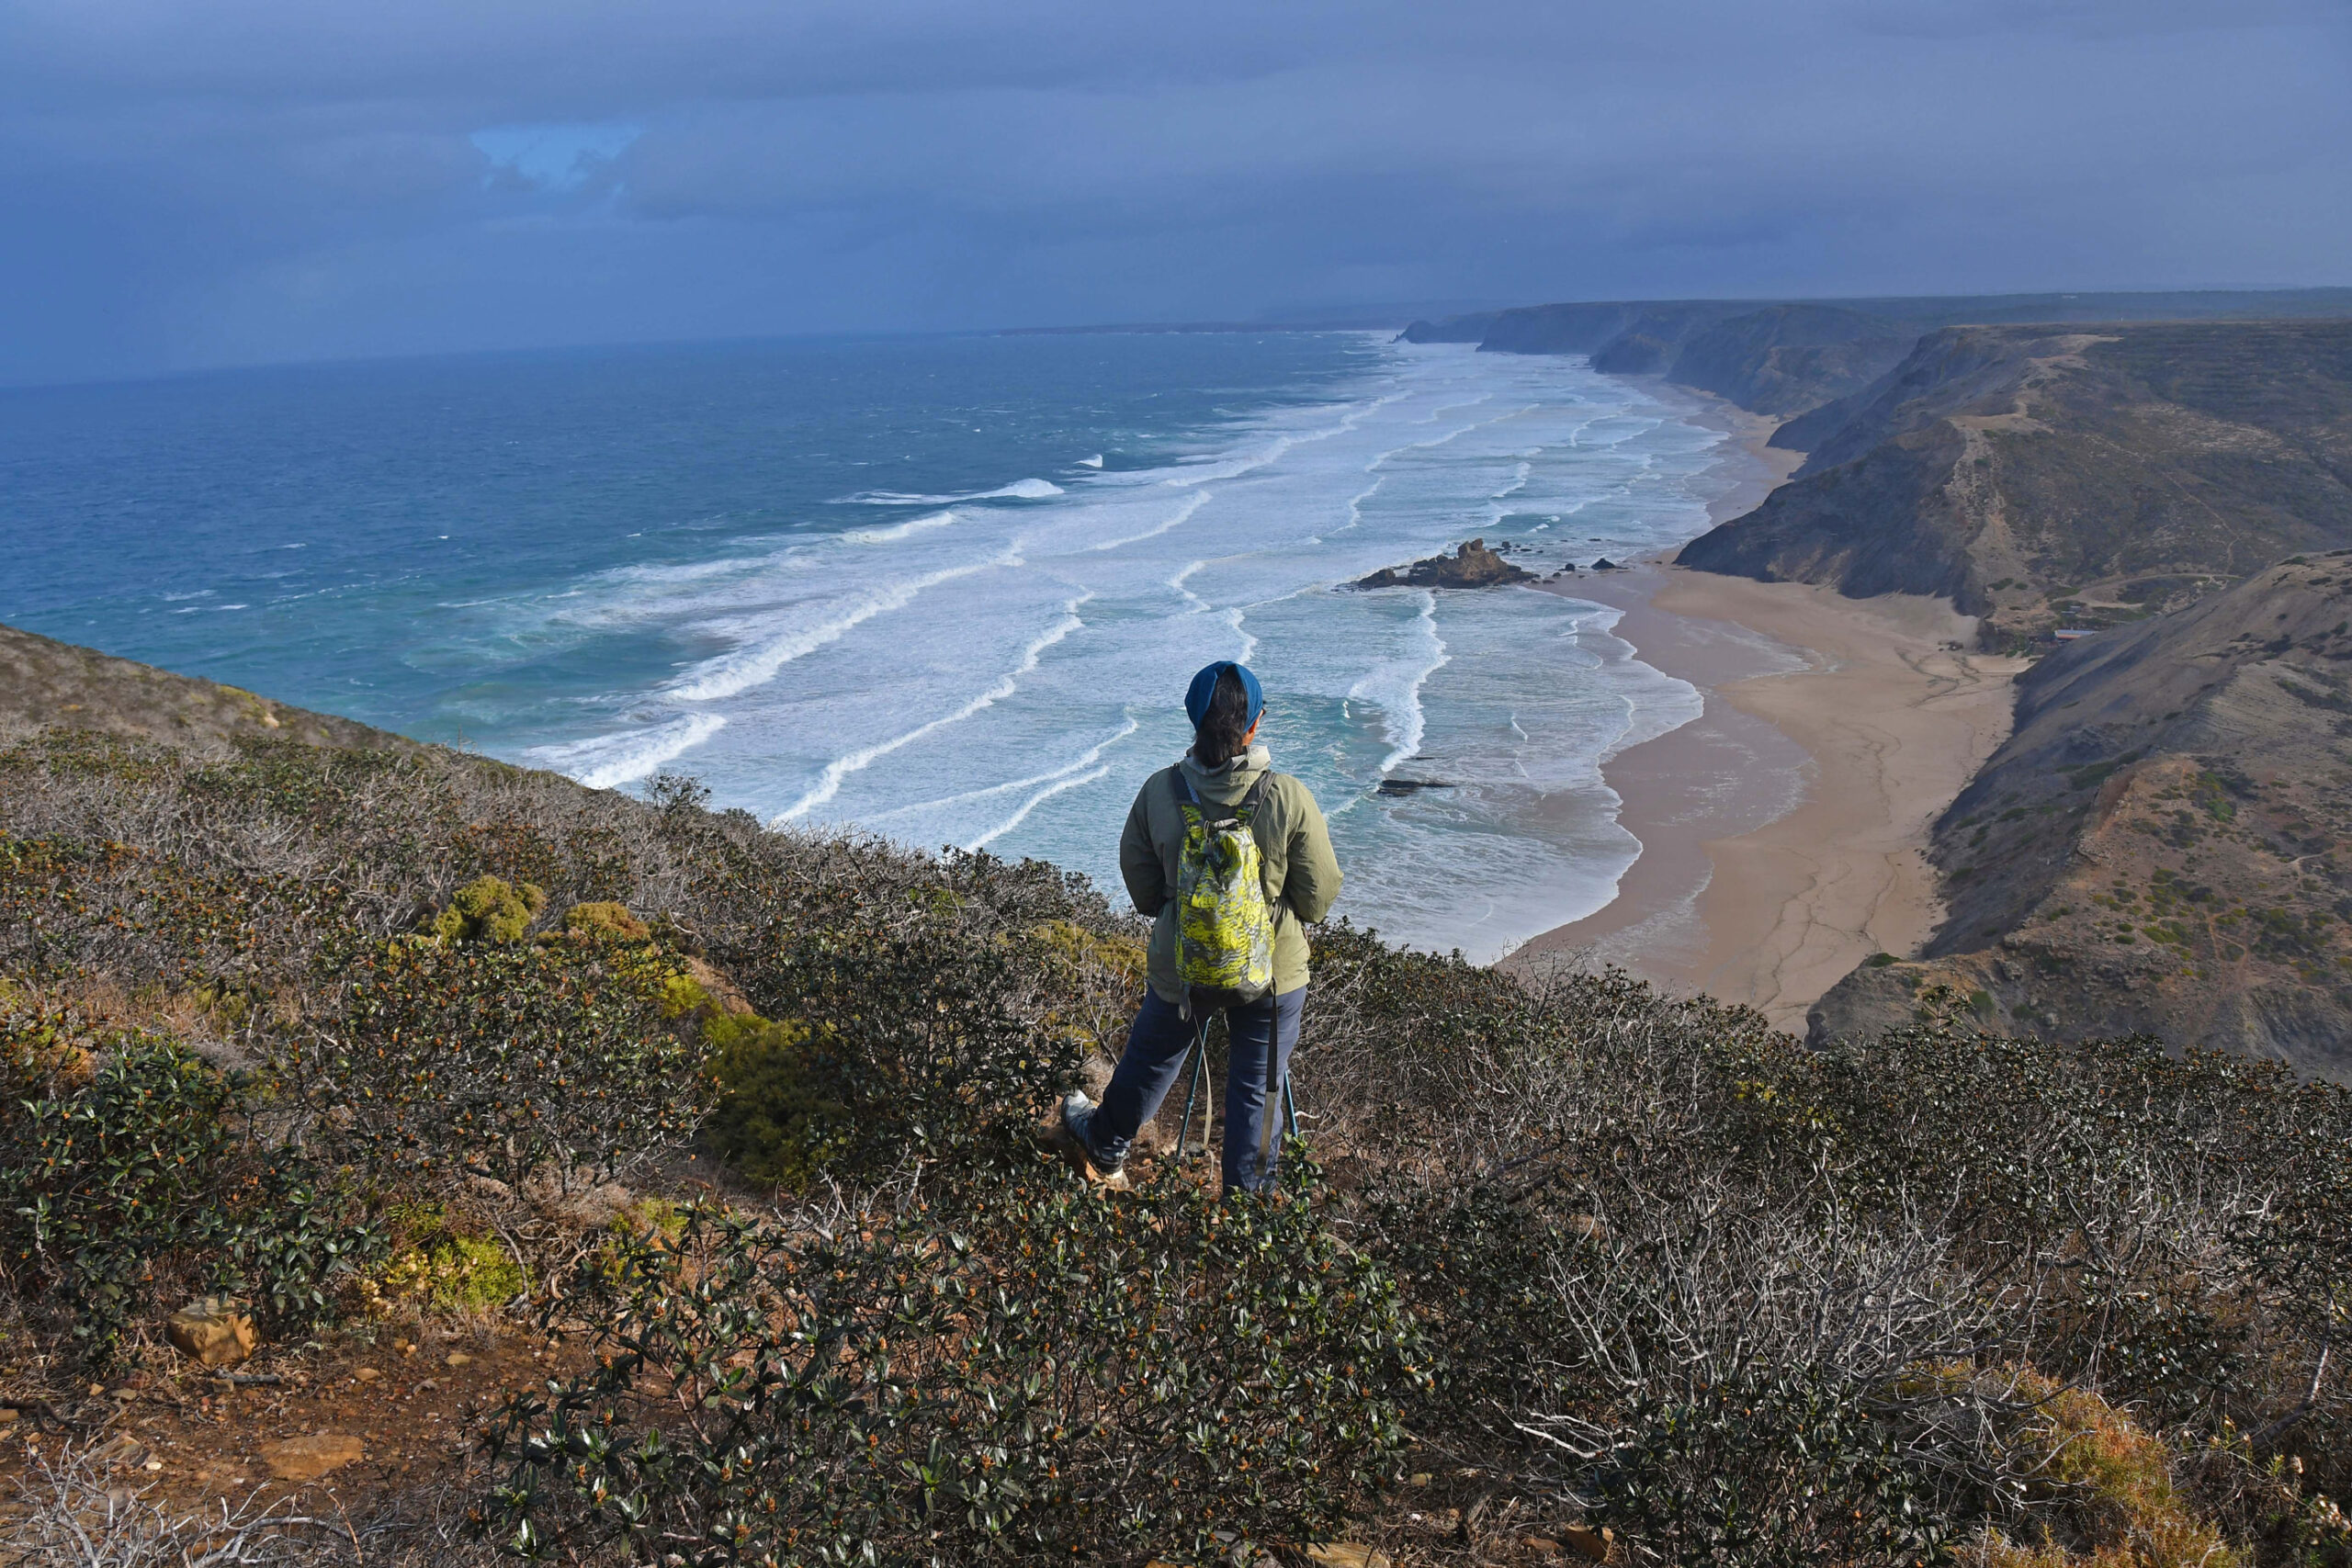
[1354, 538, 1536, 590]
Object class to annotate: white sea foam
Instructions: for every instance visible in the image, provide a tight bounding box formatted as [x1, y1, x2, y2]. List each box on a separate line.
[843, 510, 956, 545]
[773, 592, 1093, 823]
[862, 716, 1141, 825]
[1330, 477, 1382, 537]
[1082, 491, 1207, 553]
[1346, 588, 1449, 773]
[475, 337, 1783, 964]
[845, 478, 1063, 504]
[1077, 455, 1104, 468]
[1224, 606, 1261, 665]
[665, 551, 1021, 704]
[529, 712, 727, 791]
[966, 765, 1112, 852]
[1159, 391, 1409, 489]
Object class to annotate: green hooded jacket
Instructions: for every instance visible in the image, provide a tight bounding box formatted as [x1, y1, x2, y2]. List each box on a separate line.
[1119, 744, 1341, 1004]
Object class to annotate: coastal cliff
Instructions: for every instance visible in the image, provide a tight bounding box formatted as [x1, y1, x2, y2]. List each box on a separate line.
[1401, 286, 2352, 422]
[1676, 320, 2352, 647]
[1810, 556, 2352, 1077]
[1663, 304, 1916, 416]
[1413, 288, 2352, 1075]
[1394, 311, 1497, 344]
[1477, 300, 1916, 415]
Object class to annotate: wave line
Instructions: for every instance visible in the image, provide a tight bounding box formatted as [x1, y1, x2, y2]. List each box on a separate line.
[773, 592, 1094, 823]
[526, 713, 729, 792]
[966, 765, 1113, 852]
[668, 551, 1020, 705]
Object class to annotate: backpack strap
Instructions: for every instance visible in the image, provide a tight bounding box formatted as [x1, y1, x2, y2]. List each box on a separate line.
[1235, 773, 1273, 825]
[1172, 763, 1272, 835]
[1174, 764, 1274, 819]
[1170, 764, 1203, 826]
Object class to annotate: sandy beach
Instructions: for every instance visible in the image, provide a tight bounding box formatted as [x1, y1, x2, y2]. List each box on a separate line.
[1506, 396, 2030, 1032]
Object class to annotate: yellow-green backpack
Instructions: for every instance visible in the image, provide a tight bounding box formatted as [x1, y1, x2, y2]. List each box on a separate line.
[1173, 769, 1276, 1005]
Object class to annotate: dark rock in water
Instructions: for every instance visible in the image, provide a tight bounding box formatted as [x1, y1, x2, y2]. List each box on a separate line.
[1356, 538, 1536, 591]
[1375, 777, 1455, 796]
[1589, 558, 1622, 570]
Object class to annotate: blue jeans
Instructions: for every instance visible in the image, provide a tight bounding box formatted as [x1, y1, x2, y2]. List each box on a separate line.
[1086, 987, 1305, 1192]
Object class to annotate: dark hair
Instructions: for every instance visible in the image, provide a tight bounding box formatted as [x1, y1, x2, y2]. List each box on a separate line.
[1191, 667, 1255, 769]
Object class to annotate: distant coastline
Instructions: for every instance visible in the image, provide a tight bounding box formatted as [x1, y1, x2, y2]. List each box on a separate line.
[1473, 289, 2352, 1073]
[1503, 388, 2028, 1031]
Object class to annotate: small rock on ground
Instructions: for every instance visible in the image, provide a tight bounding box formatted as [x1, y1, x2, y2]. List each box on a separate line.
[1557, 1524, 1612, 1561]
[1299, 1546, 1391, 1568]
[165, 1297, 257, 1369]
[263, 1432, 366, 1482]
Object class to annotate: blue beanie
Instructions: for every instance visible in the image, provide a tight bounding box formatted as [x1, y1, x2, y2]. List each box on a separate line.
[1184, 660, 1264, 730]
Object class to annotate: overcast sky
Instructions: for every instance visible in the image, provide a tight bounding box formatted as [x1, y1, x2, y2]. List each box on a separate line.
[2, 0, 2346, 385]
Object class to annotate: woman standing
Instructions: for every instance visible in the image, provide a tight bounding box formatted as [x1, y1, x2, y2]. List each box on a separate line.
[1051, 660, 1341, 1193]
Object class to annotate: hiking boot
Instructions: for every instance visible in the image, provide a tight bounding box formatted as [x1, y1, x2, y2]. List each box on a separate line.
[1037, 1091, 1129, 1190]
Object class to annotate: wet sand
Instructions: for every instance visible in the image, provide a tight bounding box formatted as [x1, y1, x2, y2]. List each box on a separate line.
[1505, 392, 2029, 1032]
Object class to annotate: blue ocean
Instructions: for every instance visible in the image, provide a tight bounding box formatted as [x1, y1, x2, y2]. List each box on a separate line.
[0, 332, 1760, 960]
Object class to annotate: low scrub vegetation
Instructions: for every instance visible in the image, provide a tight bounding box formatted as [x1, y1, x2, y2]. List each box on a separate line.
[1, 727, 2346, 1565]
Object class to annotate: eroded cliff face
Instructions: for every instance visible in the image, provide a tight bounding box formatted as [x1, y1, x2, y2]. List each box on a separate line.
[1809, 557, 2352, 1079]
[1679, 321, 2352, 647]
[1662, 304, 1917, 416]
[1394, 293, 2352, 1073]
[1401, 288, 2352, 425]
[1467, 300, 1910, 415]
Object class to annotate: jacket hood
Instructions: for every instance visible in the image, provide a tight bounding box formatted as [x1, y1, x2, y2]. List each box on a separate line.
[1178, 743, 1272, 805]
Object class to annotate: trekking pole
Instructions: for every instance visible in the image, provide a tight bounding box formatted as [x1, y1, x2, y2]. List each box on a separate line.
[1282, 1069, 1302, 1145]
[1172, 1012, 1212, 1163]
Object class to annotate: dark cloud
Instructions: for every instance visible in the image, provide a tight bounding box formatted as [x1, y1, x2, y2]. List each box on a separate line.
[0, 0, 2345, 384]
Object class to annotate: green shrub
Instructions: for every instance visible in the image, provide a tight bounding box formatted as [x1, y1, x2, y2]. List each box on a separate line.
[747, 919, 1085, 1179]
[0, 1005, 381, 1364]
[277, 936, 716, 1195]
[379, 1210, 529, 1312]
[1981, 1373, 2246, 1567]
[1599, 1368, 1951, 1567]
[9, 727, 2351, 1554]
[561, 899, 650, 943]
[608, 1196, 685, 1246]
[700, 1010, 846, 1189]
[480, 1179, 1425, 1565]
[430, 874, 547, 944]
